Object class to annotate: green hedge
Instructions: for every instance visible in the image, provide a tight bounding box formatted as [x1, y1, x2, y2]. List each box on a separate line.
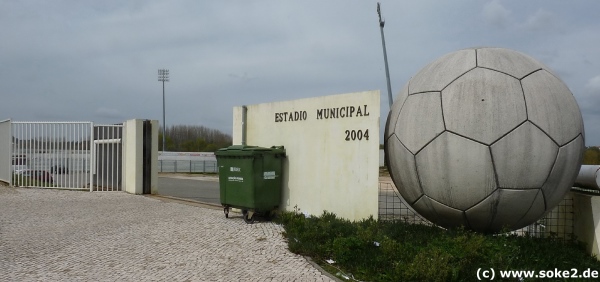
[276, 211, 600, 281]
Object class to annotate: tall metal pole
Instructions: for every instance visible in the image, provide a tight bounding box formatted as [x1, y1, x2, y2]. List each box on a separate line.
[162, 79, 165, 151]
[158, 69, 169, 152]
[378, 2, 393, 109]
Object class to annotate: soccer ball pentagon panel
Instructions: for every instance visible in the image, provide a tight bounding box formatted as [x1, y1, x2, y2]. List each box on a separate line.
[384, 47, 584, 233]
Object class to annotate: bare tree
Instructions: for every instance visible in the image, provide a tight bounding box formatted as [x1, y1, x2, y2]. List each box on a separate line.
[159, 125, 232, 152]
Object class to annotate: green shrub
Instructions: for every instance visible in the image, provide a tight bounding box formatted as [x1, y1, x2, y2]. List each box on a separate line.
[276, 211, 600, 282]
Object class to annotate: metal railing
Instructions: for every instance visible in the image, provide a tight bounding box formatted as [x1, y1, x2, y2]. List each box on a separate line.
[378, 182, 432, 225]
[519, 194, 574, 240]
[92, 124, 123, 191]
[378, 182, 574, 240]
[158, 160, 218, 173]
[12, 122, 93, 190]
[10, 122, 123, 191]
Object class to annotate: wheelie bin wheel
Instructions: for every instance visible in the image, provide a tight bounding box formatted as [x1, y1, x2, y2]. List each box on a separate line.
[224, 207, 229, 218]
[243, 212, 255, 224]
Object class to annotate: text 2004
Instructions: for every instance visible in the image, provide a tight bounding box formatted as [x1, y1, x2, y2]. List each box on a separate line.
[345, 129, 369, 141]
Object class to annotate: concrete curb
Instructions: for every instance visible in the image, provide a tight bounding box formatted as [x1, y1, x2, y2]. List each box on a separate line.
[304, 256, 345, 282]
[147, 194, 223, 210]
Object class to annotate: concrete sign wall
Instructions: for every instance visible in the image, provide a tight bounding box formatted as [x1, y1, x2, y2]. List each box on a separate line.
[232, 90, 380, 221]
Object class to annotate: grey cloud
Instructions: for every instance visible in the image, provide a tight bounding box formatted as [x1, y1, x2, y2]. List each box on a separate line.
[482, 0, 512, 28]
[586, 75, 600, 92]
[522, 9, 558, 31]
[2, 0, 600, 145]
[95, 107, 123, 119]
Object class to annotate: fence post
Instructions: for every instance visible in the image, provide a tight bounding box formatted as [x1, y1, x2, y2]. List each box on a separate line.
[89, 122, 94, 192]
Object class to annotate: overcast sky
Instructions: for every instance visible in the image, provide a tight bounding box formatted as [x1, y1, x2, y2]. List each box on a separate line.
[2, 0, 599, 145]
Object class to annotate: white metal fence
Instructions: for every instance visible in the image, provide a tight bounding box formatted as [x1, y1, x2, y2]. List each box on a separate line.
[158, 160, 218, 173]
[378, 181, 574, 240]
[92, 124, 123, 191]
[10, 122, 122, 191]
[158, 151, 218, 173]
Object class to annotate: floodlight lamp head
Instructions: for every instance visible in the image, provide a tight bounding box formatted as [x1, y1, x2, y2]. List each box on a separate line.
[158, 69, 170, 82]
[377, 3, 385, 27]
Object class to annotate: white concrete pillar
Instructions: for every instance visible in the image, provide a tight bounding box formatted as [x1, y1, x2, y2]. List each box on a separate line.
[573, 192, 600, 257]
[122, 119, 158, 195]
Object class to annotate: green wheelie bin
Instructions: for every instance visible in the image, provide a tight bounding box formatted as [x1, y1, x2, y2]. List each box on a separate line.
[215, 145, 285, 224]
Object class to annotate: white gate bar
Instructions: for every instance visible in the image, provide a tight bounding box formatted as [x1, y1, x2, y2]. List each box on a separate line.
[12, 122, 93, 190]
[90, 122, 95, 191]
[93, 139, 121, 144]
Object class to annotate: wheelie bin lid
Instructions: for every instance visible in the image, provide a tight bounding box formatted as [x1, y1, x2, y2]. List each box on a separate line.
[215, 145, 285, 157]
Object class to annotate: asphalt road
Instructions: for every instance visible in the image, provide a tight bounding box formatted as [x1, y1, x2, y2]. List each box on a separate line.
[157, 174, 425, 223]
[157, 176, 220, 205]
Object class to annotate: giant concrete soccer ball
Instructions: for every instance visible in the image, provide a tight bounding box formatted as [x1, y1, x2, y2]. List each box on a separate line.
[384, 47, 584, 233]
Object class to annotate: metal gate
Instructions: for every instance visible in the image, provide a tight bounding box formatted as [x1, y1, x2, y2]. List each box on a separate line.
[10, 122, 122, 191]
[92, 124, 123, 191]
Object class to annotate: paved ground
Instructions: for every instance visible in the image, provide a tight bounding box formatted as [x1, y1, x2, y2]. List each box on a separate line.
[0, 185, 336, 281]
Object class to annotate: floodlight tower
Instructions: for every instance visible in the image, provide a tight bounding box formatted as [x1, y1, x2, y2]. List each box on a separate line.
[158, 69, 169, 152]
[377, 2, 393, 109]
